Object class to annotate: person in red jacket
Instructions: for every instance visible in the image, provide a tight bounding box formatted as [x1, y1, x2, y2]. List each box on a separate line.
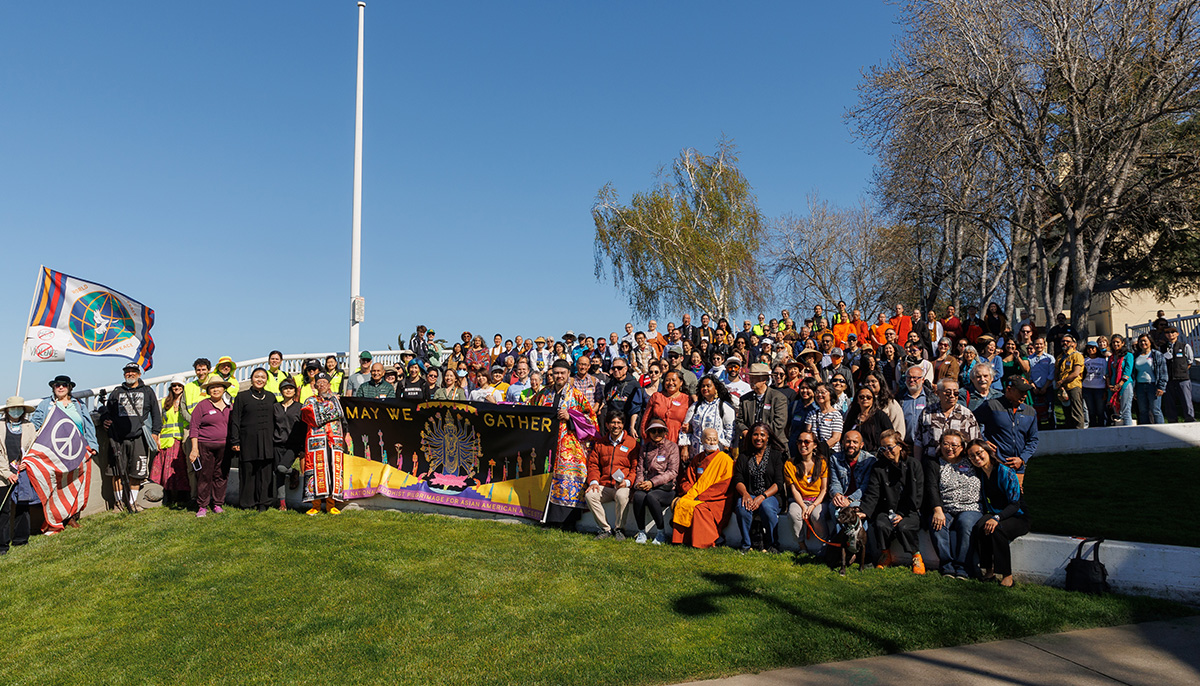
[585, 413, 640, 540]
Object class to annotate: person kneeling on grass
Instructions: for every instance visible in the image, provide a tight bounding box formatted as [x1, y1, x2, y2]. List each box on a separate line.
[732, 423, 786, 553]
[585, 414, 639, 541]
[300, 373, 347, 516]
[671, 427, 734, 549]
[966, 438, 1030, 588]
[858, 429, 925, 574]
[630, 420, 679, 544]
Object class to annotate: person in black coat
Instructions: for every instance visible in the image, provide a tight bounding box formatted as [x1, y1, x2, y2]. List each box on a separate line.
[229, 368, 278, 511]
[841, 386, 895, 452]
[272, 378, 305, 510]
[732, 423, 787, 553]
[733, 364, 790, 459]
[859, 429, 925, 573]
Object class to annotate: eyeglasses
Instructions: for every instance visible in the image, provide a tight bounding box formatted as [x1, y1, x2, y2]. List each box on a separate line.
[52, 382, 70, 388]
[879, 445, 896, 452]
[798, 439, 815, 445]
[831, 379, 846, 384]
[943, 443, 963, 449]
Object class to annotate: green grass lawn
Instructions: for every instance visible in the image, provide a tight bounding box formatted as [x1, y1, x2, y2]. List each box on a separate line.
[0, 508, 1192, 686]
[1025, 448, 1199, 548]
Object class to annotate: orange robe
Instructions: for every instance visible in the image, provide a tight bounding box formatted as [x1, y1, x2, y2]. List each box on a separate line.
[831, 321, 855, 348]
[870, 323, 893, 347]
[890, 316, 912, 344]
[672, 450, 734, 548]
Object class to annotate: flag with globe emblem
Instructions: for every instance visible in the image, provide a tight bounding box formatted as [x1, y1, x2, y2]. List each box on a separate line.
[26, 266, 155, 370]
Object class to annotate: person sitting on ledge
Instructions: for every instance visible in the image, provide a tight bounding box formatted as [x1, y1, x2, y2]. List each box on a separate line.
[858, 429, 925, 574]
[672, 427, 733, 549]
[966, 438, 1030, 588]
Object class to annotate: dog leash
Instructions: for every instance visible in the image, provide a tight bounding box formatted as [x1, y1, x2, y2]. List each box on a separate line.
[806, 518, 842, 547]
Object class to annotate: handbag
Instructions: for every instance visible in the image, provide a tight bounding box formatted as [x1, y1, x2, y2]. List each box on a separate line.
[1064, 537, 1110, 594]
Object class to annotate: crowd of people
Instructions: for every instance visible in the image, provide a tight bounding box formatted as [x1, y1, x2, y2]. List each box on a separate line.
[1, 304, 1193, 587]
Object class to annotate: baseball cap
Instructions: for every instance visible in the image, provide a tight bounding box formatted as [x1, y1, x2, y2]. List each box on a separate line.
[360, 351, 373, 360]
[1006, 376, 1034, 392]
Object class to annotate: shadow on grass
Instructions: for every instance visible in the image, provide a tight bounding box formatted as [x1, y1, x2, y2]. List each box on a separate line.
[672, 571, 904, 653]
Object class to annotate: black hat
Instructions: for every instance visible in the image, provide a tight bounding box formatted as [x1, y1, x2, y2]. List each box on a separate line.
[1006, 376, 1034, 393]
[305, 359, 321, 370]
[316, 372, 331, 382]
[48, 375, 76, 389]
[551, 359, 572, 371]
[279, 378, 297, 390]
[122, 362, 142, 373]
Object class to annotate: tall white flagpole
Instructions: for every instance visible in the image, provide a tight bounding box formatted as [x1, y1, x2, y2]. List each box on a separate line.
[15, 266, 44, 396]
[349, 1, 366, 363]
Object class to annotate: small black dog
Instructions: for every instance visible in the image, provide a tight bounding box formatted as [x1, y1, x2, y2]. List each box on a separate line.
[829, 506, 867, 576]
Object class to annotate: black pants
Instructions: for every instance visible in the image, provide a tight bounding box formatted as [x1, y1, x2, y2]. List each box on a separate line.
[868, 512, 920, 563]
[239, 459, 275, 510]
[972, 514, 1031, 576]
[0, 485, 31, 553]
[632, 486, 675, 530]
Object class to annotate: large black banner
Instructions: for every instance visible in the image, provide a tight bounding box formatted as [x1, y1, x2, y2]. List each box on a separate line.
[339, 397, 559, 519]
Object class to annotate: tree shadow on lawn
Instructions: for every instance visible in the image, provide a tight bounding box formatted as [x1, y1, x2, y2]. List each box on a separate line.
[671, 572, 905, 654]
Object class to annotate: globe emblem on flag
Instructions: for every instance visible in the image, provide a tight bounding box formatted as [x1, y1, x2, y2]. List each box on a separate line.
[69, 291, 135, 352]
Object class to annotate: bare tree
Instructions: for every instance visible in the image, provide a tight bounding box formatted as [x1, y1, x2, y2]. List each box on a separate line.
[850, 0, 1200, 334]
[592, 139, 770, 320]
[768, 195, 894, 316]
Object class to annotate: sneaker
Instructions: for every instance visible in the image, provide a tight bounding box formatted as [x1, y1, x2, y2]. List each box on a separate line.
[595, 530, 613, 541]
[196, 508, 208, 518]
[613, 530, 625, 542]
[306, 507, 321, 516]
[212, 506, 224, 514]
[634, 532, 648, 544]
[912, 552, 926, 575]
[652, 531, 666, 545]
[877, 550, 895, 568]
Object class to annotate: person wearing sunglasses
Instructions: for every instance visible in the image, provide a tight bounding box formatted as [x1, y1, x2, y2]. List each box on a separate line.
[31, 376, 99, 534]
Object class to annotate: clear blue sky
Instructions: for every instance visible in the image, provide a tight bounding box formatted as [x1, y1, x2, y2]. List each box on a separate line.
[0, 1, 900, 396]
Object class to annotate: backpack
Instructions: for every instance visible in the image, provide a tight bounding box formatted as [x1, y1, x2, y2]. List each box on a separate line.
[1064, 537, 1110, 594]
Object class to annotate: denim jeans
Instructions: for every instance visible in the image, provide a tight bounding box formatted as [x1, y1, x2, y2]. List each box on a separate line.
[1135, 383, 1164, 424]
[932, 510, 982, 576]
[1115, 383, 1134, 426]
[1082, 387, 1108, 428]
[734, 495, 781, 551]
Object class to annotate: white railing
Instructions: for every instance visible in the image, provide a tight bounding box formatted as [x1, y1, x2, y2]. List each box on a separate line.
[1126, 312, 1200, 354]
[63, 350, 406, 409]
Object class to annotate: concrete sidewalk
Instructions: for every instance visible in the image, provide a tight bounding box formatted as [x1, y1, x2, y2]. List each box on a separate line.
[678, 615, 1200, 685]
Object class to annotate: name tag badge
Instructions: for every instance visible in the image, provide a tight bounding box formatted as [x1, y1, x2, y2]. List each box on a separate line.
[697, 467, 705, 474]
[672, 401, 681, 406]
[656, 456, 666, 462]
[764, 404, 771, 410]
[208, 409, 217, 415]
[619, 445, 629, 452]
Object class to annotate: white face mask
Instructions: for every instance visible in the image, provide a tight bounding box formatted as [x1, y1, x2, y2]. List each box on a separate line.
[7, 409, 24, 421]
[703, 443, 720, 453]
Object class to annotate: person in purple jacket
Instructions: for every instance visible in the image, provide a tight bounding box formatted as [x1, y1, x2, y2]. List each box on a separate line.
[630, 420, 679, 544]
[189, 378, 232, 518]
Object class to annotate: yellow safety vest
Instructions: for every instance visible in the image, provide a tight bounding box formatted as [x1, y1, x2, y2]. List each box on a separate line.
[264, 368, 290, 401]
[158, 404, 187, 449]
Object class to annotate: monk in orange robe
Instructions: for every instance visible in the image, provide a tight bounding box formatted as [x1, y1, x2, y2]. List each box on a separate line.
[672, 428, 734, 548]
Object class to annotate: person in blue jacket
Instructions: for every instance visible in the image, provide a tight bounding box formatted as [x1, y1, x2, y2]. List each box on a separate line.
[966, 439, 1030, 588]
[31, 375, 99, 534]
[972, 375, 1038, 486]
[828, 430, 875, 532]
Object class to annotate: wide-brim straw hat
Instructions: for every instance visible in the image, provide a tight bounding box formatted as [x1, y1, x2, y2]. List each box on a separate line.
[204, 378, 232, 389]
[3, 396, 36, 413]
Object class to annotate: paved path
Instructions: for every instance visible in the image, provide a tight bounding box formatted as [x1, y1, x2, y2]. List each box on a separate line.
[678, 616, 1200, 685]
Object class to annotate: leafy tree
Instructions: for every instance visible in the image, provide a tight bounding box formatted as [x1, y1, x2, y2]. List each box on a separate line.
[592, 139, 769, 319]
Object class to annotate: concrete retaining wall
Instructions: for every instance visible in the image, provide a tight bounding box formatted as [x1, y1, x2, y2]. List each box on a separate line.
[1034, 422, 1200, 455]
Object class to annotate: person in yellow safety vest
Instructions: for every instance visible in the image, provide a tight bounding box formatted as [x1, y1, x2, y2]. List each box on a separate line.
[213, 356, 240, 399]
[297, 359, 322, 402]
[182, 358, 213, 418]
[153, 375, 192, 506]
[263, 350, 290, 401]
[323, 355, 344, 394]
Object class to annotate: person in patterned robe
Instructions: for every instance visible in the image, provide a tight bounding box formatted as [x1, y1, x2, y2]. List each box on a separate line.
[532, 359, 597, 527]
[300, 373, 346, 515]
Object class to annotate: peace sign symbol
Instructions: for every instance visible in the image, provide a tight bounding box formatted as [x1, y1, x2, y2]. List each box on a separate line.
[52, 417, 84, 465]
